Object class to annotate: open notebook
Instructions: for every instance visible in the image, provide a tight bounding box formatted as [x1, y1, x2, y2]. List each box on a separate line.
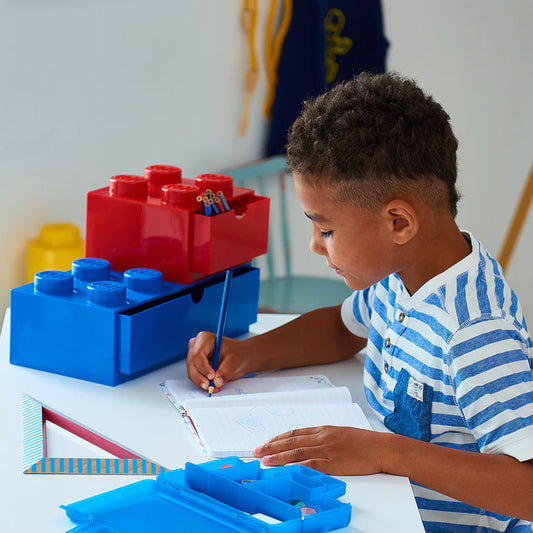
[162, 375, 372, 458]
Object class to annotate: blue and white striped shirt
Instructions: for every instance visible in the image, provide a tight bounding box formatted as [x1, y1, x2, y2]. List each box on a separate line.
[341, 232, 533, 532]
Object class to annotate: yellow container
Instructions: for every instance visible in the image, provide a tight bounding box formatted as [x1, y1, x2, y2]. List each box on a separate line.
[26, 222, 85, 283]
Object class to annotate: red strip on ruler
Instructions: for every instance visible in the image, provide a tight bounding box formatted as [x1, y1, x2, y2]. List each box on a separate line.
[42, 407, 141, 460]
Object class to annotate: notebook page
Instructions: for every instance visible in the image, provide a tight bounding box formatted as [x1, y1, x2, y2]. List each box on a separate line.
[191, 402, 372, 458]
[164, 375, 334, 406]
[183, 386, 352, 410]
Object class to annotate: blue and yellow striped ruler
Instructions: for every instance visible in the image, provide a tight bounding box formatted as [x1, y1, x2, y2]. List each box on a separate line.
[25, 457, 166, 475]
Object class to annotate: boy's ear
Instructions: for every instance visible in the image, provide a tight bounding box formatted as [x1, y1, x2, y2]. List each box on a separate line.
[383, 199, 419, 245]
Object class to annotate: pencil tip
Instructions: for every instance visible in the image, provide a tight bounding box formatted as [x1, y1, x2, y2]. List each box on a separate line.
[208, 385, 214, 397]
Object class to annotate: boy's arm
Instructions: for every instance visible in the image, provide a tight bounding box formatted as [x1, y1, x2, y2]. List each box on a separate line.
[386, 433, 533, 522]
[186, 304, 366, 391]
[244, 304, 366, 371]
[255, 426, 533, 522]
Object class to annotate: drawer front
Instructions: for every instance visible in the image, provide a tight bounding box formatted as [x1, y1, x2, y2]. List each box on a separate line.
[118, 267, 259, 375]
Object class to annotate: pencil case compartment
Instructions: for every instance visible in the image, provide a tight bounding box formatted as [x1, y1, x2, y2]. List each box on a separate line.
[244, 469, 351, 529]
[183, 458, 352, 532]
[248, 472, 324, 503]
[188, 471, 304, 526]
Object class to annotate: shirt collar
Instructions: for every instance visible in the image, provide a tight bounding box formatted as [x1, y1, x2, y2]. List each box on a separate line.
[396, 230, 479, 307]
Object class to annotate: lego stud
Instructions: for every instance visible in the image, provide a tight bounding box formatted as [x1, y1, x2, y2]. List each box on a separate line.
[87, 281, 127, 307]
[109, 175, 148, 199]
[195, 173, 233, 199]
[124, 268, 163, 293]
[38, 222, 82, 248]
[72, 258, 111, 282]
[26, 222, 85, 283]
[34, 270, 74, 296]
[145, 164, 182, 198]
[161, 183, 200, 209]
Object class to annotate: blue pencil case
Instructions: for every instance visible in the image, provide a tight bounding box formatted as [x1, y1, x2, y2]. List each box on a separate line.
[62, 457, 351, 532]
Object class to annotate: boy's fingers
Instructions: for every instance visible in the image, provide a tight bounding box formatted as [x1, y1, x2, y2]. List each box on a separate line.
[189, 331, 216, 356]
[213, 354, 233, 388]
[188, 354, 214, 379]
[258, 427, 318, 448]
[186, 332, 217, 388]
[213, 374, 225, 388]
[258, 443, 326, 467]
[187, 333, 242, 393]
[254, 428, 321, 458]
[186, 365, 210, 391]
[186, 350, 212, 378]
[214, 339, 245, 386]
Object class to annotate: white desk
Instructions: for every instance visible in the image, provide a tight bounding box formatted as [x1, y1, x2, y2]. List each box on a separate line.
[0, 310, 424, 532]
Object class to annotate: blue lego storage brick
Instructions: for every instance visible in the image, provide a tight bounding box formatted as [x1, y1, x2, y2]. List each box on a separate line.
[62, 457, 352, 532]
[10, 258, 259, 386]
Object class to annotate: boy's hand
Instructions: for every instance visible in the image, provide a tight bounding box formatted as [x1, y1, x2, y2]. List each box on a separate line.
[254, 425, 387, 476]
[186, 331, 249, 393]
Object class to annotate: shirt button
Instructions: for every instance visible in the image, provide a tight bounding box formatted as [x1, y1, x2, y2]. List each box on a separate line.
[385, 338, 391, 348]
[399, 312, 405, 322]
[384, 363, 389, 374]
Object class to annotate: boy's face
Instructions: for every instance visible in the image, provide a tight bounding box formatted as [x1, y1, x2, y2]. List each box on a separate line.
[294, 175, 397, 291]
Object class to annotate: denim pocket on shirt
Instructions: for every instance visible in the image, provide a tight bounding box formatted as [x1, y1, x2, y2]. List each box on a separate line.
[384, 368, 433, 442]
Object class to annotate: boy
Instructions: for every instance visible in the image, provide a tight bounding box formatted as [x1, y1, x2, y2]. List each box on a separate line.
[186, 73, 533, 531]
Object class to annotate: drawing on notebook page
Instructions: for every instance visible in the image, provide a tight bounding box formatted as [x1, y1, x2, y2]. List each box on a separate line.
[309, 376, 332, 385]
[236, 405, 295, 433]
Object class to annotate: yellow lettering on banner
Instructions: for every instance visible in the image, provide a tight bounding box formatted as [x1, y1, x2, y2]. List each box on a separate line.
[324, 8, 353, 84]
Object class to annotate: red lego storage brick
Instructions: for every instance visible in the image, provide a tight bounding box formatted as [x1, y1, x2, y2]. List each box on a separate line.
[86, 165, 270, 284]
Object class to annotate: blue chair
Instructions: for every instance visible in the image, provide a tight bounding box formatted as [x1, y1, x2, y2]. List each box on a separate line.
[221, 156, 353, 313]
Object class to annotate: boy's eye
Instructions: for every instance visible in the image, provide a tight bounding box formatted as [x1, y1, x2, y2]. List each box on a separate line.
[320, 230, 333, 238]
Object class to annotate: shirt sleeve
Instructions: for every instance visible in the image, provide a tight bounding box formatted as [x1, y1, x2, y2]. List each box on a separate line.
[340, 285, 375, 339]
[447, 316, 533, 462]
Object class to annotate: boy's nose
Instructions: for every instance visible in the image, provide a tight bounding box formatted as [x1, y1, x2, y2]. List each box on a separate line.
[309, 230, 326, 256]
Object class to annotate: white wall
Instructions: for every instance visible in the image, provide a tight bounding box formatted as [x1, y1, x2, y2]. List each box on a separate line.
[1, 1, 532, 322]
[0, 0, 269, 316]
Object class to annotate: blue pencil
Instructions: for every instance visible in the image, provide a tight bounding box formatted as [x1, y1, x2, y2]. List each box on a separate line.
[217, 190, 231, 212]
[208, 269, 233, 397]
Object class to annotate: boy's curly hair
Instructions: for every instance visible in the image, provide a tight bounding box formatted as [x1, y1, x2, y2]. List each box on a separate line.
[286, 72, 460, 216]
